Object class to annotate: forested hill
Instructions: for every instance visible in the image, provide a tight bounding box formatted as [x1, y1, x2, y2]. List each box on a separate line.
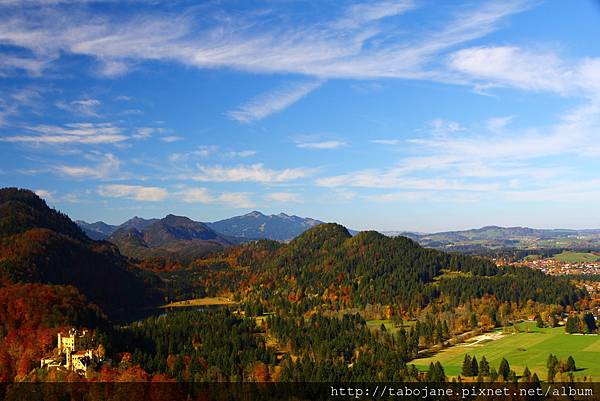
[219, 223, 585, 311]
[0, 188, 88, 241]
[108, 214, 234, 261]
[0, 188, 161, 317]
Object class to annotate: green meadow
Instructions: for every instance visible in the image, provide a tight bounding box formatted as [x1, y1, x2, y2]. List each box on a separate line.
[414, 322, 600, 380]
[552, 251, 600, 263]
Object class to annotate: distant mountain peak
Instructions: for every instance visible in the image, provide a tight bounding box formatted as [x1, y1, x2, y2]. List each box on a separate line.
[208, 211, 325, 241]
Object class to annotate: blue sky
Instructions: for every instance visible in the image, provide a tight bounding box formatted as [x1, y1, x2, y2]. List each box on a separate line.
[1, 0, 600, 232]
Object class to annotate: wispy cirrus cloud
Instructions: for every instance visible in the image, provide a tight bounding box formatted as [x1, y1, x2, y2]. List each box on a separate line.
[177, 187, 255, 208]
[218, 192, 254, 208]
[0, 0, 538, 124]
[265, 192, 303, 203]
[227, 150, 256, 158]
[227, 80, 323, 123]
[98, 184, 168, 201]
[317, 99, 600, 204]
[56, 98, 101, 117]
[160, 135, 183, 143]
[54, 152, 121, 180]
[486, 115, 515, 131]
[0, 122, 128, 144]
[335, 0, 416, 29]
[0, 87, 44, 126]
[0, 1, 531, 83]
[448, 46, 600, 97]
[296, 140, 346, 149]
[193, 163, 315, 183]
[371, 139, 401, 145]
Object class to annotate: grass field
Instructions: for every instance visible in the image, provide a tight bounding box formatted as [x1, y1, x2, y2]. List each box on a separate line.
[366, 319, 415, 334]
[161, 297, 235, 308]
[414, 322, 600, 379]
[552, 251, 600, 263]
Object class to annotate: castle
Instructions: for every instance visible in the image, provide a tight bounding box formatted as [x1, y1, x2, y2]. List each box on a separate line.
[40, 328, 103, 375]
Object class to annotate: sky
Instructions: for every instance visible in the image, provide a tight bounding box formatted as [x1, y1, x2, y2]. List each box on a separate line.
[1, 0, 600, 232]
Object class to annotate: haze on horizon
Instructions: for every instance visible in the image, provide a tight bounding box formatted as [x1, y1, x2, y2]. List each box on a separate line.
[1, 0, 600, 232]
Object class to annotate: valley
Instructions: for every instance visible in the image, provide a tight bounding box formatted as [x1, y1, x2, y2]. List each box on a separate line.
[1, 188, 600, 387]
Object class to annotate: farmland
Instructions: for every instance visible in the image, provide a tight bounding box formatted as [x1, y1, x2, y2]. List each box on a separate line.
[161, 297, 235, 308]
[414, 322, 600, 380]
[552, 251, 600, 263]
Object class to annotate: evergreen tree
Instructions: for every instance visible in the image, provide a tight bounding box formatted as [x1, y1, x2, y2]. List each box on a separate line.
[498, 358, 510, 381]
[442, 321, 450, 339]
[431, 362, 446, 382]
[425, 362, 435, 382]
[461, 354, 473, 377]
[565, 316, 581, 334]
[471, 356, 479, 377]
[547, 365, 556, 383]
[522, 366, 531, 382]
[532, 372, 540, 384]
[490, 367, 499, 382]
[479, 356, 490, 376]
[546, 354, 559, 370]
[566, 356, 576, 372]
[470, 314, 478, 329]
[583, 313, 596, 333]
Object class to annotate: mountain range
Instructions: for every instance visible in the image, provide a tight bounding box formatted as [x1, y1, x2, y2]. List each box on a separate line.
[398, 225, 600, 251]
[78, 210, 600, 254]
[77, 211, 324, 242]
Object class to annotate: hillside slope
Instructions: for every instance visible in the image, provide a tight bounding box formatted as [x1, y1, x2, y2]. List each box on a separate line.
[215, 223, 585, 311]
[0, 188, 161, 317]
[109, 214, 233, 261]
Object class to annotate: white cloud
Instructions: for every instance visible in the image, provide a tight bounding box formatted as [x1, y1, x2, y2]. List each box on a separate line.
[227, 150, 256, 158]
[265, 192, 303, 203]
[335, 0, 416, 29]
[98, 184, 168, 201]
[34, 188, 53, 200]
[486, 115, 514, 131]
[218, 192, 254, 208]
[132, 127, 164, 139]
[448, 46, 574, 94]
[364, 191, 433, 202]
[179, 187, 214, 203]
[227, 80, 323, 123]
[0, 122, 128, 144]
[193, 163, 314, 183]
[0, 1, 529, 85]
[371, 139, 400, 145]
[177, 187, 254, 208]
[296, 140, 346, 149]
[429, 119, 464, 134]
[315, 98, 600, 205]
[168, 146, 217, 163]
[160, 135, 183, 143]
[56, 98, 101, 117]
[54, 153, 120, 179]
[0, 87, 44, 126]
[316, 171, 500, 191]
[33, 188, 81, 203]
[0, 54, 48, 76]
